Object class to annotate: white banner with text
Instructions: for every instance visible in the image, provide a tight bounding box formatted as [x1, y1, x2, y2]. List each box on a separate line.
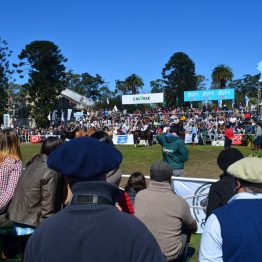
[122, 93, 164, 104]
[113, 134, 134, 145]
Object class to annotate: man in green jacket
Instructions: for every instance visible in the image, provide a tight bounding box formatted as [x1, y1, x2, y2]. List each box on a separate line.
[157, 125, 188, 176]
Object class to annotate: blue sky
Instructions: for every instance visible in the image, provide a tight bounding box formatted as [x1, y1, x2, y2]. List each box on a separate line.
[1, 0, 262, 92]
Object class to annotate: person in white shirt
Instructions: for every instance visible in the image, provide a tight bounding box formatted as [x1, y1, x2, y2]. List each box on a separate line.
[199, 157, 262, 262]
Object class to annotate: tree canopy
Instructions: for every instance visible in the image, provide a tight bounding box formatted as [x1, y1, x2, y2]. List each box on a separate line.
[124, 74, 144, 94]
[211, 64, 233, 88]
[231, 74, 262, 105]
[0, 39, 12, 122]
[150, 79, 165, 93]
[162, 52, 197, 106]
[17, 41, 67, 126]
[66, 72, 107, 102]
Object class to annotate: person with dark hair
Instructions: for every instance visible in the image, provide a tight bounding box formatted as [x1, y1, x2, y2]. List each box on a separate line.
[156, 125, 188, 176]
[118, 172, 146, 215]
[200, 157, 262, 261]
[125, 172, 146, 205]
[7, 137, 65, 233]
[206, 148, 244, 218]
[135, 160, 197, 261]
[224, 124, 234, 149]
[24, 137, 166, 262]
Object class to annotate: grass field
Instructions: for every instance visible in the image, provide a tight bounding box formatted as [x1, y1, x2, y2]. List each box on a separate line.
[20, 143, 254, 261]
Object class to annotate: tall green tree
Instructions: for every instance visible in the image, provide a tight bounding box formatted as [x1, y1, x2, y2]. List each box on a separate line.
[162, 52, 197, 106]
[66, 72, 107, 101]
[17, 41, 67, 126]
[150, 79, 165, 93]
[231, 74, 262, 105]
[0, 39, 12, 122]
[211, 64, 233, 88]
[124, 74, 144, 94]
[196, 75, 208, 90]
[114, 79, 128, 96]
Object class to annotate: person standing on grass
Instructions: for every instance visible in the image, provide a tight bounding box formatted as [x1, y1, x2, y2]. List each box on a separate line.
[224, 124, 234, 149]
[24, 137, 166, 262]
[157, 125, 188, 177]
[200, 157, 262, 262]
[254, 122, 262, 151]
[0, 129, 23, 227]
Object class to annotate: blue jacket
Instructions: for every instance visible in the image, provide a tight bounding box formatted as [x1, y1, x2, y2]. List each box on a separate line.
[25, 181, 166, 262]
[215, 199, 262, 262]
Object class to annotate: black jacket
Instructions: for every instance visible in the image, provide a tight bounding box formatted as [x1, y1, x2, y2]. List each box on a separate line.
[206, 173, 237, 218]
[24, 181, 166, 262]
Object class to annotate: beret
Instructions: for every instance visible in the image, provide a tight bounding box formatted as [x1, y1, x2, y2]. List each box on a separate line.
[150, 160, 173, 182]
[217, 148, 244, 172]
[47, 137, 123, 179]
[227, 157, 262, 183]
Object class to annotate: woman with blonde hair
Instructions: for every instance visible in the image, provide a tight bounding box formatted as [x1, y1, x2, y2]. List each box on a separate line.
[0, 128, 23, 227]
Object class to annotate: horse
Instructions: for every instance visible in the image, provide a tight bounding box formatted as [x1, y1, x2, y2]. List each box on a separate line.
[74, 127, 98, 138]
[132, 127, 154, 147]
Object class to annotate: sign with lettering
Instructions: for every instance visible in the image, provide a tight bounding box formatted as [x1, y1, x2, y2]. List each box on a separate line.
[184, 89, 235, 102]
[122, 93, 164, 104]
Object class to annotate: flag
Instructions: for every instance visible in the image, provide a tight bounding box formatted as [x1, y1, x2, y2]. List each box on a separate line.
[231, 99, 235, 109]
[107, 97, 109, 105]
[67, 109, 72, 121]
[218, 100, 222, 108]
[61, 110, 65, 122]
[257, 60, 262, 82]
[245, 95, 249, 108]
[47, 112, 51, 121]
[52, 110, 56, 121]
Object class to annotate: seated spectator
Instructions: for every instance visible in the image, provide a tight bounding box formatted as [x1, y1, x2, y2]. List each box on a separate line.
[118, 172, 146, 214]
[135, 160, 197, 261]
[0, 128, 23, 227]
[24, 137, 166, 262]
[125, 172, 146, 205]
[8, 137, 65, 233]
[205, 148, 244, 218]
[200, 157, 262, 261]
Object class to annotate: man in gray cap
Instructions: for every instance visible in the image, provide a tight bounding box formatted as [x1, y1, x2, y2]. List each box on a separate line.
[135, 160, 197, 262]
[200, 157, 262, 262]
[24, 137, 166, 262]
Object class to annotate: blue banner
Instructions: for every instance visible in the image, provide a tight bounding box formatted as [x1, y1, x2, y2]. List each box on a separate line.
[184, 89, 235, 102]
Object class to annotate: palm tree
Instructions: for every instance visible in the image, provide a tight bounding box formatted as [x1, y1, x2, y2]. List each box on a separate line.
[211, 64, 234, 88]
[124, 74, 144, 94]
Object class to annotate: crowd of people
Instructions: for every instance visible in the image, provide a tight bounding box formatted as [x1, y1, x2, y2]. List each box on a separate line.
[0, 104, 261, 261]
[8, 106, 261, 149]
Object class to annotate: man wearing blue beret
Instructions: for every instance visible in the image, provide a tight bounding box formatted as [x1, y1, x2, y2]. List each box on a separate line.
[24, 137, 166, 262]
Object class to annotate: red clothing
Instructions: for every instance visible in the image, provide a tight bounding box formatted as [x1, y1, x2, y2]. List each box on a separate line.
[118, 191, 134, 215]
[225, 128, 234, 140]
